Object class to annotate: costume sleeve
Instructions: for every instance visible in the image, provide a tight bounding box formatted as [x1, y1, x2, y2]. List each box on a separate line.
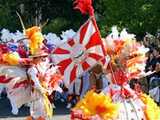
[28, 67, 45, 92]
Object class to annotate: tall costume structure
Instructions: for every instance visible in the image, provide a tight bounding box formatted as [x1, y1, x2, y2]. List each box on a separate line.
[52, 1, 106, 87]
[71, 27, 160, 120]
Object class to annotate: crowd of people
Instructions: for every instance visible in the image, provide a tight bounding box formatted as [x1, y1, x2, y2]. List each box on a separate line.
[142, 32, 160, 105]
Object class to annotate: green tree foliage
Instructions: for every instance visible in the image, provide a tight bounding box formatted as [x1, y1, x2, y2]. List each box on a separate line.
[0, 0, 20, 31]
[0, 0, 159, 38]
[95, 0, 160, 37]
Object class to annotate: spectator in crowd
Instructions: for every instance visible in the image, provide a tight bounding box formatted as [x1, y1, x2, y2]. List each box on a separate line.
[141, 33, 160, 105]
[66, 77, 84, 109]
[0, 87, 7, 98]
[145, 50, 154, 72]
[7, 39, 18, 52]
[48, 80, 65, 109]
[89, 64, 103, 93]
[150, 47, 160, 74]
[54, 83, 68, 102]
[17, 41, 29, 58]
[143, 35, 150, 48]
[145, 50, 154, 89]
[143, 32, 157, 51]
[156, 29, 160, 47]
[129, 79, 142, 93]
[43, 39, 56, 53]
[66, 71, 90, 109]
[80, 72, 90, 99]
[147, 47, 160, 105]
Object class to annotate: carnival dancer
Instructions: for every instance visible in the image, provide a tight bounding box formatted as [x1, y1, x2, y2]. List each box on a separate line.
[24, 25, 54, 120]
[71, 27, 160, 120]
[0, 26, 61, 119]
[27, 50, 53, 120]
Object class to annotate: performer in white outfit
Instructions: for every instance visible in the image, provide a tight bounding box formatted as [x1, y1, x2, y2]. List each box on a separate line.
[27, 51, 53, 120]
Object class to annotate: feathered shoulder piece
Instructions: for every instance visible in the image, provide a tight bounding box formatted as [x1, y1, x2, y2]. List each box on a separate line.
[74, 0, 94, 16]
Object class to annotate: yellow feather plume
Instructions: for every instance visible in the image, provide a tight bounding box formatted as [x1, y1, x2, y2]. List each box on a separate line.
[140, 93, 160, 120]
[73, 90, 120, 120]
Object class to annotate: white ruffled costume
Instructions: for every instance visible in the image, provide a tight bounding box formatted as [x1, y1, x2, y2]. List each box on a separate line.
[27, 58, 58, 119]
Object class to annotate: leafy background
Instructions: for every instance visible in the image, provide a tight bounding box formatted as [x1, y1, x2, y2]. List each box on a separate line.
[0, 0, 160, 39]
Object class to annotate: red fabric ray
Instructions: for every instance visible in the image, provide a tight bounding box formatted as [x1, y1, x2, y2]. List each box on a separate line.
[57, 59, 72, 74]
[53, 48, 70, 54]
